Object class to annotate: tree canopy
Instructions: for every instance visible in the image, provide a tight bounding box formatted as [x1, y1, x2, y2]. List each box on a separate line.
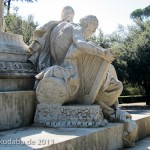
[4, 10, 38, 45]
[125, 21, 150, 102]
[3, 3, 150, 104]
[130, 5, 150, 21]
[92, 5, 150, 104]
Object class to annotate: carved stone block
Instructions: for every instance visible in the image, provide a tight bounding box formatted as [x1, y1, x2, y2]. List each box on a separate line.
[0, 61, 37, 91]
[34, 104, 105, 128]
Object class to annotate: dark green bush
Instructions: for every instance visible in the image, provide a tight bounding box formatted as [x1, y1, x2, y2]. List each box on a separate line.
[119, 95, 147, 103]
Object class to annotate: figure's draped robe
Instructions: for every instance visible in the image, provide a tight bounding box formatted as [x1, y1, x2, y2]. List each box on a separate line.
[28, 21, 60, 72]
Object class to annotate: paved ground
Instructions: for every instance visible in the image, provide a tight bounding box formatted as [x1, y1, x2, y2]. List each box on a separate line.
[125, 136, 150, 150]
[120, 102, 150, 115]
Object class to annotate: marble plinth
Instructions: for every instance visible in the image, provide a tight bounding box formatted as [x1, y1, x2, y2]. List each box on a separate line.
[34, 104, 106, 128]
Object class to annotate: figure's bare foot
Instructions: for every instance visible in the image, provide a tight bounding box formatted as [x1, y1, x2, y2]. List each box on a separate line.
[99, 119, 109, 127]
[103, 106, 115, 115]
[98, 101, 114, 112]
[102, 106, 116, 121]
[96, 101, 115, 120]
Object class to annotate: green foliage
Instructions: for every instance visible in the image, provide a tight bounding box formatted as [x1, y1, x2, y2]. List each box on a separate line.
[92, 6, 150, 102]
[4, 13, 38, 45]
[124, 22, 150, 81]
[89, 29, 110, 48]
[91, 25, 128, 82]
[119, 95, 146, 103]
[144, 5, 150, 17]
[113, 9, 150, 101]
[121, 84, 142, 96]
[130, 9, 144, 20]
[130, 5, 150, 21]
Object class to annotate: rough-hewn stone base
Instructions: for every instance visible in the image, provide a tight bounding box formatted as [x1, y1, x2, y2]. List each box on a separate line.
[0, 91, 36, 131]
[34, 104, 105, 128]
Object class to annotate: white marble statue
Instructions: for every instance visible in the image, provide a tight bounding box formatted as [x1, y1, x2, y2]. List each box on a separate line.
[29, 10, 137, 147]
[61, 6, 75, 22]
[28, 6, 75, 72]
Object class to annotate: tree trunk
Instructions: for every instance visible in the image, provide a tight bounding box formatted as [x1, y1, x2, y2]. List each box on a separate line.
[7, 0, 11, 15]
[0, 0, 4, 32]
[143, 84, 150, 105]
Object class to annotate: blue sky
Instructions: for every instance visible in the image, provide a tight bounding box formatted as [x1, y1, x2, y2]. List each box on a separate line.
[11, 0, 150, 34]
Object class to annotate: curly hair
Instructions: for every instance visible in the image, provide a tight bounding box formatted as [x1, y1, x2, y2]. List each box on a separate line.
[79, 15, 99, 29]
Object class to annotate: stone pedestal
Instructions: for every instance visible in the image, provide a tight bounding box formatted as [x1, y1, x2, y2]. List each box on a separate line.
[0, 61, 36, 91]
[0, 30, 37, 131]
[34, 104, 105, 128]
[0, 91, 36, 131]
[0, 32, 30, 62]
[0, 32, 37, 91]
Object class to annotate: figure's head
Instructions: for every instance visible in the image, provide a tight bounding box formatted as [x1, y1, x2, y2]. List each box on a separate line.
[80, 15, 99, 39]
[61, 6, 75, 22]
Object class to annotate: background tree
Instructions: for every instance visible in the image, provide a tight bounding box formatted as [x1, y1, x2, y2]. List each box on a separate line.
[119, 5, 150, 104]
[91, 29, 110, 48]
[4, 8, 38, 45]
[91, 6, 150, 103]
[125, 21, 150, 104]
[143, 5, 150, 18]
[130, 5, 150, 21]
[91, 25, 128, 83]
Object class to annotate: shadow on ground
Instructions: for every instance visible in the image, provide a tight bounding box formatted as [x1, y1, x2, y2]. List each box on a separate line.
[120, 103, 150, 114]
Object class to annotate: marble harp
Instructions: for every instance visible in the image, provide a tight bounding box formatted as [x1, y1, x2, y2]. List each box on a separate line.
[76, 51, 110, 104]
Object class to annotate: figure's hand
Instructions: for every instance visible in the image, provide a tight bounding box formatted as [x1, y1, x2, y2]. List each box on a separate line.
[105, 48, 115, 62]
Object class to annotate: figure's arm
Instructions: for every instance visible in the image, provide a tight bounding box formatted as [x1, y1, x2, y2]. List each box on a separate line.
[72, 27, 114, 62]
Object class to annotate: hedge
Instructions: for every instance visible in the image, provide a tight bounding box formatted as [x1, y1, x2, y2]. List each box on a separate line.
[119, 95, 147, 103]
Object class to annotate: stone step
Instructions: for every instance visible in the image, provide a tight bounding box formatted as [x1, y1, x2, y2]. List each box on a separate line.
[0, 91, 36, 131]
[0, 123, 124, 150]
[124, 136, 150, 150]
[0, 115, 149, 150]
[132, 115, 150, 141]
